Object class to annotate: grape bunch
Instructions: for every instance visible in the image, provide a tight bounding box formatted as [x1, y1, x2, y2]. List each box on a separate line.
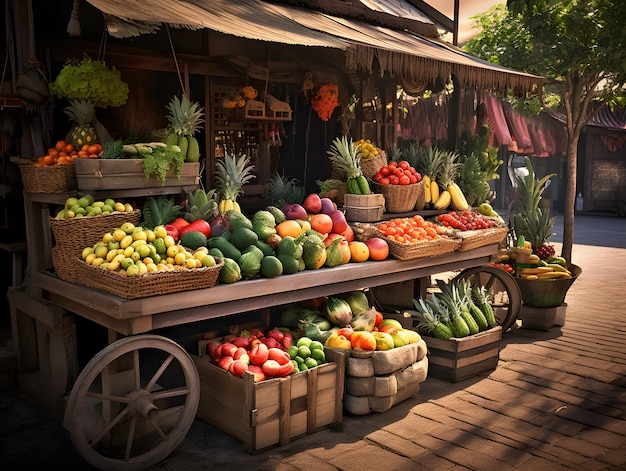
[534, 244, 556, 260]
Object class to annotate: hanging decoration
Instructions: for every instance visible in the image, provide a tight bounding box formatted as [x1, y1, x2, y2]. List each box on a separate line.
[311, 83, 340, 121]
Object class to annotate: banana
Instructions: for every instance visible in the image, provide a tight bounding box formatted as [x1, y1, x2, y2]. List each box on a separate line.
[423, 175, 431, 204]
[448, 182, 470, 211]
[430, 179, 440, 204]
[433, 190, 451, 210]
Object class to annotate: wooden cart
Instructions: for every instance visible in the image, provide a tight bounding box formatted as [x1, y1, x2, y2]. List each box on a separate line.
[10, 187, 521, 470]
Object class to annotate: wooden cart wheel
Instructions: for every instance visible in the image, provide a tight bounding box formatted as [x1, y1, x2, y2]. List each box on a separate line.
[64, 335, 200, 471]
[457, 266, 522, 332]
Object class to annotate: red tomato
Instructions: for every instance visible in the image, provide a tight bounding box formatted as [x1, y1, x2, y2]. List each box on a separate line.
[399, 160, 409, 170]
[399, 175, 411, 185]
[380, 166, 390, 176]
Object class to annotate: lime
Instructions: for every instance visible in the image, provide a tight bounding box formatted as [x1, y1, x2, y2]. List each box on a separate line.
[295, 356, 305, 365]
[84, 194, 95, 205]
[201, 254, 216, 267]
[286, 346, 299, 359]
[92, 201, 104, 208]
[298, 363, 309, 372]
[298, 345, 311, 359]
[120, 222, 136, 235]
[311, 349, 325, 363]
[121, 257, 134, 270]
[304, 357, 318, 369]
[65, 197, 79, 209]
[296, 337, 312, 348]
[104, 198, 116, 208]
[77, 197, 90, 208]
[309, 340, 324, 351]
[102, 204, 114, 213]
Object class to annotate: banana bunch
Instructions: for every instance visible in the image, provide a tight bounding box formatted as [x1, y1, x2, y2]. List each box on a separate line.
[183, 188, 219, 223]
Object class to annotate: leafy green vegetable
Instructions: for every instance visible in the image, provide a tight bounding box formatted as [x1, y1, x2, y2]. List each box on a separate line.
[142, 145, 184, 185]
[101, 140, 125, 159]
[140, 196, 182, 228]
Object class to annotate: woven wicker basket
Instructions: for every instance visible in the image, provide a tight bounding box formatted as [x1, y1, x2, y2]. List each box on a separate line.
[11, 156, 76, 193]
[51, 246, 81, 283]
[69, 257, 224, 299]
[385, 236, 461, 260]
[372, 182, 422, 213]
[50, 209, 142, 255]
[456, 225, 509, 252]
[359, 153, 387, 179]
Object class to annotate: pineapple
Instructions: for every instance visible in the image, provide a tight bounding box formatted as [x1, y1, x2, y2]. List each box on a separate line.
[165, 95, 205, 162]
[511, 156, 557, 258]
[432, 149, 462, 210]
[64, 99, 98, 148]
[416, 146, 445, 204]
[327, 136, 371, 195]
[263, 172, 306, 207]
[213, 152, 256, 213]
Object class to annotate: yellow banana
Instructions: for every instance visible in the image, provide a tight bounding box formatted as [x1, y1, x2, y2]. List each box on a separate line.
[433, 190, 451, 210]
[448, 182, 470, 211]
[536, 271, 572, 279]
[430, 179, 440, 203]
[219, 199, 235, 213]
[423, 175, 431, 204]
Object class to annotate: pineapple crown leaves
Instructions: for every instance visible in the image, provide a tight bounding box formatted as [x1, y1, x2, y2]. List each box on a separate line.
[263, 172, 305, 207]
[213, 152, 256, 201]
[316, 178, 344, 194]
[511, 156, 557, 248]
[140, 195, 183, 228]
[64, 99, 96, 125]
[166, 95, 205, 137]
[184, 188, 219, 222]
[327, 136, 363, 179]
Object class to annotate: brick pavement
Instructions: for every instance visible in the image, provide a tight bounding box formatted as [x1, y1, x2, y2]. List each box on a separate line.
[1, 215, 625, 470]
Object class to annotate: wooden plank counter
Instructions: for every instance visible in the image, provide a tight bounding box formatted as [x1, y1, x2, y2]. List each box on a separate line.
[31, 244, 497, 336]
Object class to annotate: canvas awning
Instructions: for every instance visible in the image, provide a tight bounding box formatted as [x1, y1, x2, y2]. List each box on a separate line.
[86, 0, 543, 96]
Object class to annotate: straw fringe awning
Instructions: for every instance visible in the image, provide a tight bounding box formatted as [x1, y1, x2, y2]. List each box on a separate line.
[86, 0, 543, 96]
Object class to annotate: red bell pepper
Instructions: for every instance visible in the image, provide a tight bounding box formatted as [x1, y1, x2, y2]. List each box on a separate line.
[178, 219, 212, 238]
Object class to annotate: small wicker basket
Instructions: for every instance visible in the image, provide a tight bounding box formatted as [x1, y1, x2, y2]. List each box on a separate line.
[372, 182, 422, 213]
[11, 156, 76, 193]
[359, 153, 387, 179]
[50, 209, 142, 255]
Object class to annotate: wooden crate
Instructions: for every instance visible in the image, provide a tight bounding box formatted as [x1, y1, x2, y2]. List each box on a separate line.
[424, 326, 502, 382]
[192, 345, 345, 453]
[74, 159, 200, 190]
[518, 303, 567, 331]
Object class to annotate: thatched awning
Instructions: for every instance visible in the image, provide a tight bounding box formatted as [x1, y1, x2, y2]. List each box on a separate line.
[86, 0, 543, 96]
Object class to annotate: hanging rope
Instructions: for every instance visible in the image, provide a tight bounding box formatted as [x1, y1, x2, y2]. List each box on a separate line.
[165, 24, 186, 96]
[67, 0, 81, 37]
[97, 27, 107, 61]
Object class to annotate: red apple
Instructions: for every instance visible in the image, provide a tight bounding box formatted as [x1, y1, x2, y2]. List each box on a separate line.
[268, 347, 291, 365]
[278, 361, 295, 377]
[364, 237, 390, 261]
[229, 359, 249, 376]
[220, 342, 237, 358]
[282, 203, 308, 220]
[320, 197, 336, 215]
[338, 223, 354, 242]
[232, 336, 250, 348]
[207, 340, 222, 361]
[249, 343, 269, 366]
[247, 365, 266, 383]
[217, 355, 234, 371]
[303, 193, 323, 214]
[234, 347, 250, 365]
[262, 359, 282, 378]
[329, 209, 348, 234]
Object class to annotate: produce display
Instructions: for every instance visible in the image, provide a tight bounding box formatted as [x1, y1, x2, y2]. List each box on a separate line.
[375, 215, 451, 244]
[436, 210, 498, 231]
[407, 276, 498, 340]
[79, 222, 218, 276]
[495, 236, 573, 280]
[277, 290, 422, 352]
[34, 140, 103, 167]
[54, 194, 133, 218]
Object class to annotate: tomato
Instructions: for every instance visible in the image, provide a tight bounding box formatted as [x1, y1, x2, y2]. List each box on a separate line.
[380, 177, 390, 185]
[380, 166, 391, 176]
[398, 160, 409, 170]
[389, 175, 399, 185]
[399, 175, 411, 185]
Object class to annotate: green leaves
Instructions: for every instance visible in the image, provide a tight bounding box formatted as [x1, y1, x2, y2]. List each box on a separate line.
[49, 57, 129, 108]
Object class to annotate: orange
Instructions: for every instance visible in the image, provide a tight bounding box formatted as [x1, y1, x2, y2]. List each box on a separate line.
[348, 241, 369, 262]
[276, 219, 303, 238]
[42, 155, 54, 166]
[309, 213, 333, 235]
[54, 141, 66, 152]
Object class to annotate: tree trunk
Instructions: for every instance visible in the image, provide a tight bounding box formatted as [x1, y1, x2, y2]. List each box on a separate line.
[561, 134, 579, 263]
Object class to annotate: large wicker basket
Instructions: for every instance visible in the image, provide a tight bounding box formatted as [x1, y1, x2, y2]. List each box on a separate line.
[50, 209, 142, 255]
[11, 156, 76, 193]
[456, 225, 509, 252]
[69, 256, 224, 299]
[372, 182, 422, 213]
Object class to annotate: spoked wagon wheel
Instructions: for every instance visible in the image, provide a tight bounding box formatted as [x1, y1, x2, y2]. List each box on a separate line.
[457, 266, 522, 332]
[64, 335, 200, 471]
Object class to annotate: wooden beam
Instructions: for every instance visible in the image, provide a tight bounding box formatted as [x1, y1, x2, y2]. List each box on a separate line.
[404, 0, 455, 34]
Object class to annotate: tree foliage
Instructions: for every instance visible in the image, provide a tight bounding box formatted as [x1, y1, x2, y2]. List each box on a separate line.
[463, 0, 626, 262]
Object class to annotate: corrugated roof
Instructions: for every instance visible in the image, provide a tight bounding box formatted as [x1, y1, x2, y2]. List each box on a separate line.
[86, 0, 542, 95]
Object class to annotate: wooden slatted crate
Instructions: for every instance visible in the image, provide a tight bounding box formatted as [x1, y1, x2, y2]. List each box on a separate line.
[192, 344, 345, 453]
